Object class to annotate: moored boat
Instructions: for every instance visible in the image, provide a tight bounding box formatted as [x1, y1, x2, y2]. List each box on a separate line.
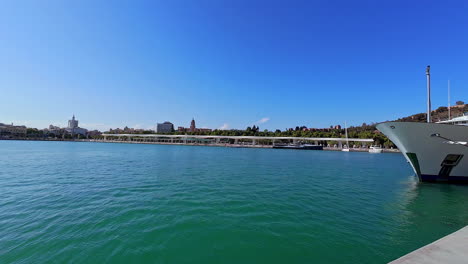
[273, 144, 323, 150]
[368, 146, 383, 153]
[342, 121, 350, 152]
[376, 121, 467, 183]
[376, 66, 467, 183]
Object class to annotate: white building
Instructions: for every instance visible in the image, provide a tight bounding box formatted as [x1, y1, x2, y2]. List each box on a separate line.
[65, 115, 88, 136]
[0, 123, 27, 136]
[68, 115, 78, 129]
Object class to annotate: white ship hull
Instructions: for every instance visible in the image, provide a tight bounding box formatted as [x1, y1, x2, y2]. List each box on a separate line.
[377, 122, 468, 183]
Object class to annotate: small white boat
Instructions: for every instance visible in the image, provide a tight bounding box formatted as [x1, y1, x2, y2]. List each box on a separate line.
[369, 146, 383, 153]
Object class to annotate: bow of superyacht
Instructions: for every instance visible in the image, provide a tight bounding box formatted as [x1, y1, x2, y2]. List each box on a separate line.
[376, 65, 467, 183]
[377, 116, 468, 183]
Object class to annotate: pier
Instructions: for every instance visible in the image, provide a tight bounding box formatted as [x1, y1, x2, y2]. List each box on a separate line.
[100, 133, 374, 149]
[389, 226, 468, 264]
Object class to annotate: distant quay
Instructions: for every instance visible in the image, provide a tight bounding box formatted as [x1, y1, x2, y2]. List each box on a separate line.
[96, 138, 400, 153]
[99, 133, 374, 149]
[0, 137, 400, 152]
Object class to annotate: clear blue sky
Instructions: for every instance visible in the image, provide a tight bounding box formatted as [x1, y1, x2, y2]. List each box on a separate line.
[1, 0, 467, 131]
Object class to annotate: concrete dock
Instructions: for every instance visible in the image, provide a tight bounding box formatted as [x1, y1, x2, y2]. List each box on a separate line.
[389, 226, 468, 264]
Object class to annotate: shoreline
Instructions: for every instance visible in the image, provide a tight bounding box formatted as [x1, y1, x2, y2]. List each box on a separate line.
[0, 138, 401, 153]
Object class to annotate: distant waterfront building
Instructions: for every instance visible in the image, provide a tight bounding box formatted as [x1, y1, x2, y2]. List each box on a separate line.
[46, 125, 65, 136]
[68, 115, 78, 130]
[87, 130, 102, 137]
[65, 115, 88, 136]
[108, 128, 124, 134]
[157, 122, 174, 133]
[0, 123, 27, 136]
[190, 118, 196, 132]
[177, 119, 212, 133]
[108, 126, 146, 134]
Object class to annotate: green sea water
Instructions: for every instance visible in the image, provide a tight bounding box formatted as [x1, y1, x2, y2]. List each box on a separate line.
[1, 141, 467, 263]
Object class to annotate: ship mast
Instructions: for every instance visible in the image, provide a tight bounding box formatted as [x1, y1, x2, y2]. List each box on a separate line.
[345, 121, 349, 148]
[448, 80, 451, 120]
[426, 65, 431, 123]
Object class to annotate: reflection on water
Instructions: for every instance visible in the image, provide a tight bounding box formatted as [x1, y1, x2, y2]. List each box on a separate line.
[385, 179, 468, 259]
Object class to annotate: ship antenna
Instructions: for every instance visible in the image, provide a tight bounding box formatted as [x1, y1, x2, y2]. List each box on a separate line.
[426, 65, 431, 123]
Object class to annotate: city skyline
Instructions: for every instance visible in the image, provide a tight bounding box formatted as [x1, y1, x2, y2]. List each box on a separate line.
[1, 114, 346, 133]
[1, 1, 467, 131]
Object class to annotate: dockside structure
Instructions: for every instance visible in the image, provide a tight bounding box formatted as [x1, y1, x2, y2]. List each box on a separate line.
[101, 133, 374, 147]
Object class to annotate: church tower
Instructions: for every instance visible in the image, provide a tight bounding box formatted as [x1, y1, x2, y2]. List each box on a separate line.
[190, 118, 196, 132]
[68, 114, 78, 129]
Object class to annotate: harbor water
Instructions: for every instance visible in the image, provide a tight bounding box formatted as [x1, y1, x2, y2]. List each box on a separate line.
[1, 141, 467, 263]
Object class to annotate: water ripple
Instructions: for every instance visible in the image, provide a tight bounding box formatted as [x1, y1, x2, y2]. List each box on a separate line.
[1, 141, 468, 263]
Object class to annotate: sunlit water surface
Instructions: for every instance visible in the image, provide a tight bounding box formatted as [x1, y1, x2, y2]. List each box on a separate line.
[1, 141, 467, 263]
